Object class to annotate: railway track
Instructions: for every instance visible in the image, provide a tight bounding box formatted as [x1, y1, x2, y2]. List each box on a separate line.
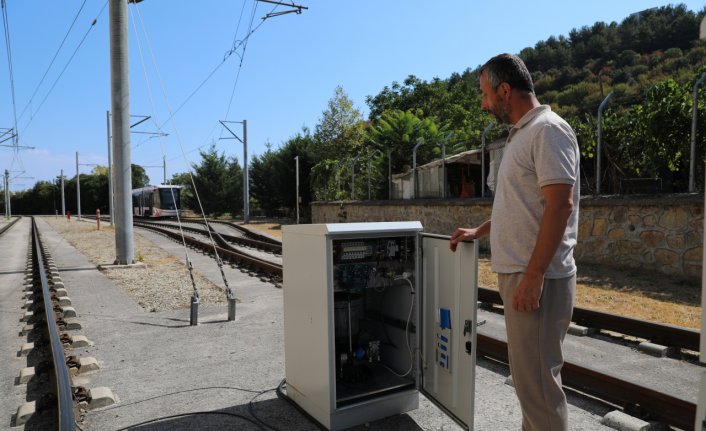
[132, 220, 282, 282]
[136, 218, 281, 254]
[129, 222, 698, 429]
[10, 218, 115, 429]
[137, 218, 700, 355]
[15, 218, 77, 429]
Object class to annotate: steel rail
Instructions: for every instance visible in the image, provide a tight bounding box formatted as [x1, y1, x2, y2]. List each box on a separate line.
[135, 219, 281, 253]
[207, 219, 282, 246]
[133, 222, 282, 275]
[31, 217, 76, 430]
[179, 217, 281, 246]
[477, 333, 695, 430]
[0, 214, 21, 236]
[478, 287, 699, 352]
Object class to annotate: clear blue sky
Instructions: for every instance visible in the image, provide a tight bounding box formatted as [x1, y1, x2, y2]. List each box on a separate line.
[0, 0, 704, 191]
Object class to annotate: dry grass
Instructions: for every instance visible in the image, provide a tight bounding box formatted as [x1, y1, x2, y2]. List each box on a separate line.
[245, 222, 701, 329]
[43, 218, 227, 311]
[479, 256, 700, 329]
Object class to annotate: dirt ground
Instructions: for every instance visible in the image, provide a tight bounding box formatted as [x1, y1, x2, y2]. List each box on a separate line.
[246, 222, 701, 329]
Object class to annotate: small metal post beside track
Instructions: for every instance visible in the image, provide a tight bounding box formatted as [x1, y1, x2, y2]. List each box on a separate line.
[227, 289, 236, 321]
[190, 293, 199, 326]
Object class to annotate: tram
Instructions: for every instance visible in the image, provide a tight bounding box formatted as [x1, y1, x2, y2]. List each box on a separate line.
[131, 185, 181, 217]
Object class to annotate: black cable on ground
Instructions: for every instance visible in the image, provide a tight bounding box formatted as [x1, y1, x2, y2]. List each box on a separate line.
[112, 411, 265, 431]
[96, 385, 269, 412]
[248, 387, 283, 431]
[274, 379, 328, 431]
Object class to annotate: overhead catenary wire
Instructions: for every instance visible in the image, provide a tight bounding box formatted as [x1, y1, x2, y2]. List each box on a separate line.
[219, 0, 260, 135]
[131, 2, 245, 315]
[129, 3, 205, 312]
[16, 0, 88, 124]
[1, 0, 18, 149]
[156, 0, 276, 132]
[19, 1, 108, 136]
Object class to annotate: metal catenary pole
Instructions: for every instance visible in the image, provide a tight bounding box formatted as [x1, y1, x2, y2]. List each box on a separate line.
[243, 120, 249, 223]
[295, 156, 300, 224]
[106, 110, 114, 226]
[76, 152, 82, 219]
[109, 0, 134, 264]
[218, 119, 250, 223]
[60, 169, 65, 217]
[4, 169, 9, 219]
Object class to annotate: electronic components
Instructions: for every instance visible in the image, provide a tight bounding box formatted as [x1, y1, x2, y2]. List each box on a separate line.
[337, 241, 373, 260]
[332, 236, 416, 393]
[332, 237, 414, 293]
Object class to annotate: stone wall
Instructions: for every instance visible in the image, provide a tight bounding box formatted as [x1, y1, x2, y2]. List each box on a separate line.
[311, 194, 703, 281]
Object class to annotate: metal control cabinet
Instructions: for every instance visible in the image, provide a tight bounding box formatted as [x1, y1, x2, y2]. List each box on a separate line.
[282, 222, 478, 431]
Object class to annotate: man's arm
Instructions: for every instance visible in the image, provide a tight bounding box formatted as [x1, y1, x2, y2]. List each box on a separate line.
[512, 183, 574, 312]
[449, 220, 491, 252]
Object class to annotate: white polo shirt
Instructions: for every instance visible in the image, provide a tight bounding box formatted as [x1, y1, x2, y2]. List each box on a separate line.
[490, 105, 580, 278]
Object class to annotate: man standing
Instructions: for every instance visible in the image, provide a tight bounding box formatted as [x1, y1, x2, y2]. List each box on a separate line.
[450, 53, 579, 430]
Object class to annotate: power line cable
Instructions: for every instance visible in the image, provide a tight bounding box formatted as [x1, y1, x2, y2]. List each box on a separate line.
[221, 1, 261, 127]
[1, 0, 19, 149]
[132, 2, 236, 314]
[130, 2, 204, 309]
[20, 1, 108, 136]
[17, 0, 88, 124]
[157, 1, 274, 131]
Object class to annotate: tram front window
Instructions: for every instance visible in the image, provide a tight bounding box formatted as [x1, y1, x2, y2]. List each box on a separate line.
[159, 188, 180, 210]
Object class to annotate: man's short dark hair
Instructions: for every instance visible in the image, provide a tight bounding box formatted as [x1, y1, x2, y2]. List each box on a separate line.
[481, 53, 534, 94]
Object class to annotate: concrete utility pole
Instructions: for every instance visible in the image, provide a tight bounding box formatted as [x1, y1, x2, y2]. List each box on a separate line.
[219, 120, 250, 223]
[110, 0, 134, 264]
[60, 169, 66, 217]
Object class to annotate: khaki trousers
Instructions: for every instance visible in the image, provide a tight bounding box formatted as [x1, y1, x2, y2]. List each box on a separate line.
[497, 273, 576, 431]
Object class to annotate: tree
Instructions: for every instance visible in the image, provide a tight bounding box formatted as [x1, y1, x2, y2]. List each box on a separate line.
[250, 130, 314, 216]
[366, 109, 441, 173]
[308, 86, 367, 200]
[131, 164, 150, 188]
[311, 86, 365, 161]
[170, 172, 196, 211]
[224, 157, 243, 217]
[189, 144, 230, 217]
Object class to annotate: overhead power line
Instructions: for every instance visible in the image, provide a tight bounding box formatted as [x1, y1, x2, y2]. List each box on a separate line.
[17, 0, 88, 124]
[1, 0, 19, 149]
[20, 1, 108, 136]
[157, 1, 277, 130]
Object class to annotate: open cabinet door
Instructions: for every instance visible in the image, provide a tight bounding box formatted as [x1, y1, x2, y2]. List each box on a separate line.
[419, 234, 478, 430]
